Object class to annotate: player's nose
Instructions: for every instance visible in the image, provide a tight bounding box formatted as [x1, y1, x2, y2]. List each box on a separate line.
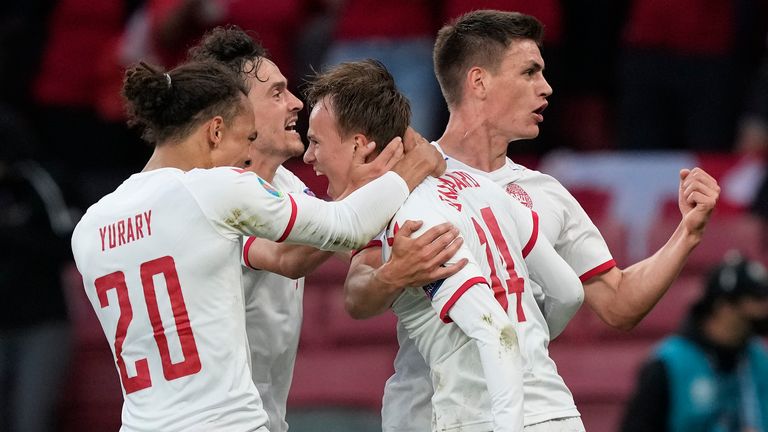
[303, 145, 315, 164]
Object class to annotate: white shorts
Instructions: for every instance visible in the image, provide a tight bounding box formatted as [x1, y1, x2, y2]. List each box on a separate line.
[524, 417, 585, 432]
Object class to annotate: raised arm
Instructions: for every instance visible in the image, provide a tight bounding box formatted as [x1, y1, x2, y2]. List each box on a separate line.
[344, 220, 467, 319]
[583, 167, 719, 330]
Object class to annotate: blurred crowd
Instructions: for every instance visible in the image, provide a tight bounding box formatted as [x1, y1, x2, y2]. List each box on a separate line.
[1, 0, 767, 209]
[1, 1, 768, 431]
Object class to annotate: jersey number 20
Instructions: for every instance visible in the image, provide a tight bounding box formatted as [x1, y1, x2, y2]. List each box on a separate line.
[472, 207, 527, 322]
[95, 255, 201, 394]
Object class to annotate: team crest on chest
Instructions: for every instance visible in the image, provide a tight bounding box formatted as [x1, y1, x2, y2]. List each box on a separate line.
[504, 183, 533, 209]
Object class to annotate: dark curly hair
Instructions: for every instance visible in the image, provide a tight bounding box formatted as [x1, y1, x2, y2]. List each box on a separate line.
[188, 25, 268, 80]
[122, 60, 248, 144]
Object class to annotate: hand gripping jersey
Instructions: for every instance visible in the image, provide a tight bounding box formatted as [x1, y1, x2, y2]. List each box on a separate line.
[241, 166, 312, 432]
[382, 148, 614, 432]
[383, 169, 582, 432]
[71, 167, 408, 432]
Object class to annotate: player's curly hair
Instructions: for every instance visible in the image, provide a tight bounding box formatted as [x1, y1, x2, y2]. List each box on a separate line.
[304, 59, 411, 153]
[122, 61, 248, 144]
[188, 25, 269, 81]
[434, 10, 544, 107]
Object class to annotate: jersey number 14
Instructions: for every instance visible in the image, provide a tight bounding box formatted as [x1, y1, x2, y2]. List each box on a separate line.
[472, 207, 527, 322]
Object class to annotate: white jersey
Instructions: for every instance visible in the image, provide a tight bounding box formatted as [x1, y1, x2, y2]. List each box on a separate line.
[241, 166, 312, 432]
[382, 150, 614, 431]
[72, 167, 409, 432]
[384, 169, 581, 431]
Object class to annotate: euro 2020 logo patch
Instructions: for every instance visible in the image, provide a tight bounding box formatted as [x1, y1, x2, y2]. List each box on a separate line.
[258, 177, 284, 199]
[505, 183, 533, 209]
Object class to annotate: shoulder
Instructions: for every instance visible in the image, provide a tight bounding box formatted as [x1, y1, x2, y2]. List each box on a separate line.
[273, 165, 309, 193]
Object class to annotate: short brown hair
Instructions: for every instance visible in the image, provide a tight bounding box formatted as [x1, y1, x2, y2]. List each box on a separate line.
[434, 10, 544, 107]
[304, 59, 411, 152]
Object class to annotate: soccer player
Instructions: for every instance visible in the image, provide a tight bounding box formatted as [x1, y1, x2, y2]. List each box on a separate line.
[344, 10, 721, 432]
[303, 59, 585, 431]
[185, 26, 465, 432]
[70, 60, 443, 431]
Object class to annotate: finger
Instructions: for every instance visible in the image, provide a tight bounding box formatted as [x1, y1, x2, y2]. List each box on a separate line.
[425, 235, 464, 265]
[402, 128, 418, 152]
[430, 258, 469, 280]
[684, 181, 720, 201]
[412, 222, 455, 245]
[686, 190, 717, 210]
[679, 168, 691, 182]
[373, 137, 403, 166]
[683, 168, 720, 193]
[397, 220, 424, 238]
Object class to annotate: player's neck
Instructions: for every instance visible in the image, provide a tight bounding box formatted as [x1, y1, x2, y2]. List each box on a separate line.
[142, 138, 213, 172]
[437, 112, 508, 172]
[246, 153, 283, 183]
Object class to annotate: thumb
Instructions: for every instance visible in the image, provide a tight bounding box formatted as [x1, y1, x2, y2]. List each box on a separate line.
[679, 168, 691, 182]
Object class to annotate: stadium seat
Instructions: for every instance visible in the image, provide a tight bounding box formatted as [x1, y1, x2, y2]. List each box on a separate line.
[647, 211, 764, 272]
[550, 341, 654, 402]
[325, 286, 398, 347]
[289, 345, 397, 409]
[578, 401, 628, 432]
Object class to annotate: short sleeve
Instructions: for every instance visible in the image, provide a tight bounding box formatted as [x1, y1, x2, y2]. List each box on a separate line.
[543, 176, 616, 280]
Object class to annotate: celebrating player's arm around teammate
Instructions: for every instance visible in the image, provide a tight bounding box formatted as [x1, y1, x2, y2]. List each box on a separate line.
[182, 25, 462, 432]
[70, 59, 443, 432]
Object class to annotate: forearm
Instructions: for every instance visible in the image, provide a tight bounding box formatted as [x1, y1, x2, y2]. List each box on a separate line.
[586, 221, 701, 330]
[287, 172, 409, 251]
[344, 259, 403, 319]
[449, 287, 524, 432]
[246, 238, 335, 279]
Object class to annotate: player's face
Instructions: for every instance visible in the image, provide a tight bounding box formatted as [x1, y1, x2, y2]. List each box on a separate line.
[212, 98, 257, 168]
[304, 98, 356, 199]
[483, 39, 552, 141]
[245, 59, 304, 161]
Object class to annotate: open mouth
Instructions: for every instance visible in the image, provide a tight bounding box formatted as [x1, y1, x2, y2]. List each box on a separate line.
[285, 120, 298, 132]
[533, 103, 547, 115]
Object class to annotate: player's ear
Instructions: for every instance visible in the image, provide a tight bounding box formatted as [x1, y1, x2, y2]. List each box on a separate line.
[467, 66, 488, 100]
[207, 116, 225, 149]
[352, 134, 377, 163]
[353, 134, 372, 152]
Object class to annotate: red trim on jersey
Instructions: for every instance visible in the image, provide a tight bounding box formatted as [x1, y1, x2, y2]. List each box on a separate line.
[579, 259, 617, 282]
[243, 236, 258, 269]
[230, 168, 247, 174]
[351, 239, 383, 258]
[522, 210, 539, 258]
[440, 277, 489, 323]
[276, 195, 298, 243]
